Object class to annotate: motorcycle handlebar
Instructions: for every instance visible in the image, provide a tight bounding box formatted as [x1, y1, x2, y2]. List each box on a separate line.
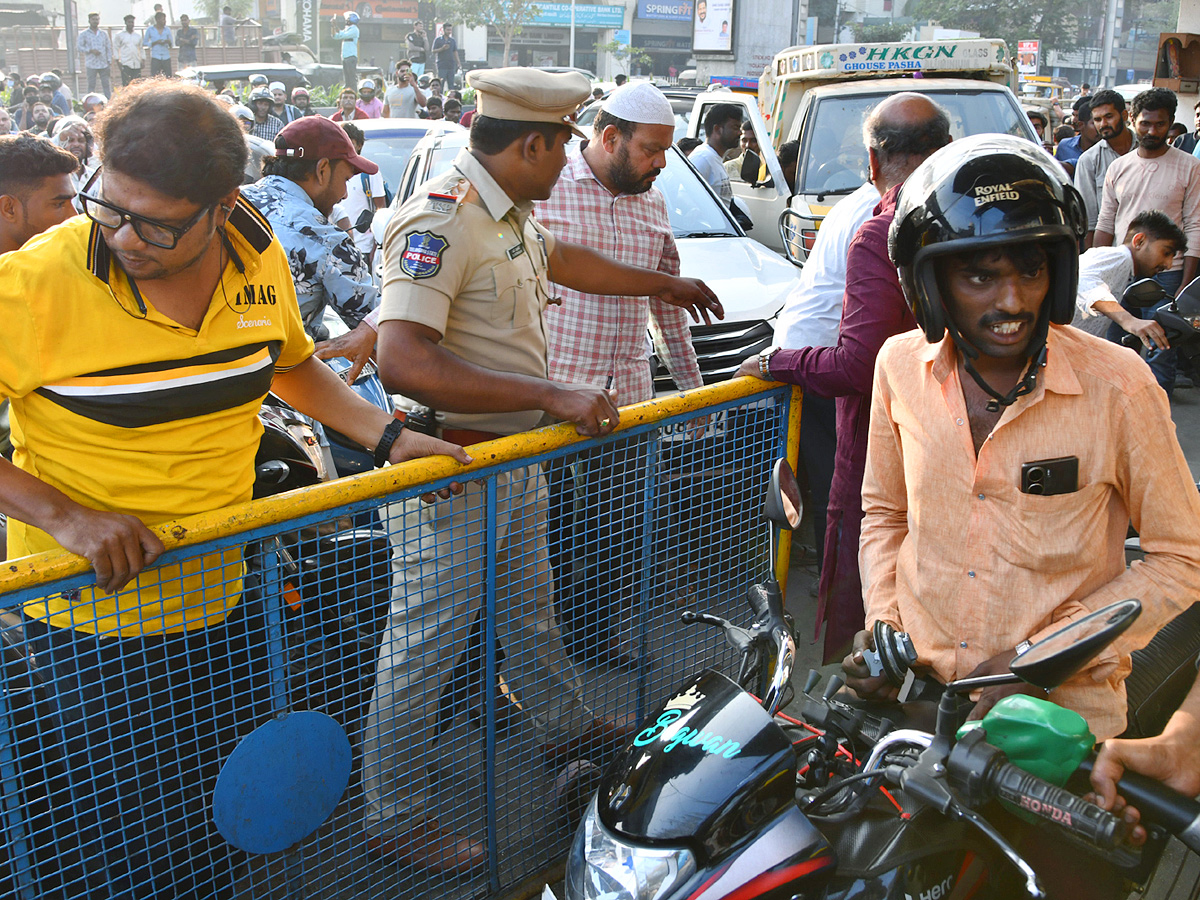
[988, 760, 1129, 849]
[745, 583, 772, 620]
[1076, 758, 1200, 854]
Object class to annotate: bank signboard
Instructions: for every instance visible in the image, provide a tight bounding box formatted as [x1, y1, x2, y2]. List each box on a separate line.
[531, 3, 625, 27]
[638, 0, 694, 21]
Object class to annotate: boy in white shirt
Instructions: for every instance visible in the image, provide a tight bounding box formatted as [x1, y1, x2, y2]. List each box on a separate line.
[1073, 209, 1184, 348]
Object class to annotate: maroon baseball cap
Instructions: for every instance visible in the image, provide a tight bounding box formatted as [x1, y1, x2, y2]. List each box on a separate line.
[274, 116, 378, 175]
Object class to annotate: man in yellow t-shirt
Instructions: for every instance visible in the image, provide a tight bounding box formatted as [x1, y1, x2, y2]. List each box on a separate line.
[0, 81, 468, 897]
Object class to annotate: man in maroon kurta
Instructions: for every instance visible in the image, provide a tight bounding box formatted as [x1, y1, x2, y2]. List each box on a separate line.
[738, 93, 950, 662]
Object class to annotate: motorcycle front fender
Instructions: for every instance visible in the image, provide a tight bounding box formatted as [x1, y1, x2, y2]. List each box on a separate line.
[598, 669, 830, 864]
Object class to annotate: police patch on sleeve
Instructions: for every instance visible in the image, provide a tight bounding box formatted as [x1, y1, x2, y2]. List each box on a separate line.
[400, 231, 449, 279]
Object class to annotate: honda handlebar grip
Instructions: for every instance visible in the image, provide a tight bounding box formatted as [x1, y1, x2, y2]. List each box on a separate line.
[988, 761, 1129, 848]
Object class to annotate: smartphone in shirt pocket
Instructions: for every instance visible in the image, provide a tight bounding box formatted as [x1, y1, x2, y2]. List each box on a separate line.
[1020, 456, 1079, 495]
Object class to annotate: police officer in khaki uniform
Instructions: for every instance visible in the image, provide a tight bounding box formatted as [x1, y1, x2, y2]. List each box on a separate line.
[363, 67, 722, 875]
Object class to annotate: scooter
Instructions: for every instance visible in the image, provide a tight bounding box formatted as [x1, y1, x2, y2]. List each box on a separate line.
[550, 460, 1200, 900]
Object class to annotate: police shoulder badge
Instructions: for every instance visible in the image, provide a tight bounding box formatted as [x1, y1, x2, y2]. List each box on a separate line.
[425, 191, 459, 214]
[400, 231, 449, 279]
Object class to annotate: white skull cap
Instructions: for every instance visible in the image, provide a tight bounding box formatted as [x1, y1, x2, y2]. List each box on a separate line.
[600, 82, 675, 129]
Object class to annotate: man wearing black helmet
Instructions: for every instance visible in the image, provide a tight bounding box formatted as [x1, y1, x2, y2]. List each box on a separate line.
[843, 135, 1200, 748]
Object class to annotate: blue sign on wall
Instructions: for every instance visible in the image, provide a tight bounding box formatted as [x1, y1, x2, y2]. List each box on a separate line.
[637, 0, 694, 21]
[532, 3, 626, 26]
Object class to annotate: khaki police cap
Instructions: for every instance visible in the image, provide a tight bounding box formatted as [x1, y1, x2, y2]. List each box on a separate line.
[467, 67, 590, 138]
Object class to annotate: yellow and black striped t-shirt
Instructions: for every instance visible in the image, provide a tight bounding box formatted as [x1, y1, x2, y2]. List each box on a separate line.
[0, 197, 314, 636]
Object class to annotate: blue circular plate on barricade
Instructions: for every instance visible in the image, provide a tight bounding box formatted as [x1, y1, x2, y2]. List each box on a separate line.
[213, 710, 352, 854]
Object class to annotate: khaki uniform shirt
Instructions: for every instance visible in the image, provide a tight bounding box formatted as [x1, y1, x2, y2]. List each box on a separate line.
[379, 148, 558, 435]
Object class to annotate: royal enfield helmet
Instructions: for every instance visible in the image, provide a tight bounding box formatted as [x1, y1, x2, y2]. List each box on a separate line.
[889, 134, 1087, 408]
[890, 134, 1086, 340]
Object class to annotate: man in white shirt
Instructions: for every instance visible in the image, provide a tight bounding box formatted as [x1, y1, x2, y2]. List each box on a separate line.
[113, 14, 143, 86]
[688, 102, 741, 204]
[331, 122, 387, 265]
[1073, 210, 1183, 348]
[772, 180, 879, 565]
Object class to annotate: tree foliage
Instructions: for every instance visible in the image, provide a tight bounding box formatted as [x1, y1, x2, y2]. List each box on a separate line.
[850, 22, 913, 43]
[908, 0, 1086, 54]
[595, 39, 654, 75]
[436, 0, 541, 67]
[197, 0, 254, 21]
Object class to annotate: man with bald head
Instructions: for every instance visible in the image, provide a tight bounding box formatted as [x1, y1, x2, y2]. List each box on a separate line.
[738, 92, 951, 662]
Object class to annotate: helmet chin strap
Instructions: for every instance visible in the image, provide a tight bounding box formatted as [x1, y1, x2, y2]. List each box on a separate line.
[943, 305, 1051, 412]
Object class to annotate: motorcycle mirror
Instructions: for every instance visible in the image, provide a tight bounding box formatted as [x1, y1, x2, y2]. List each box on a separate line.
[255, 459, 290, 485]
[764, 458, 802, 531]
[1175, 279, 1200, 329]
[1010, 599, 1141, 690]
[740, 148, 761, 185]
[1123, 277, 1166, 308]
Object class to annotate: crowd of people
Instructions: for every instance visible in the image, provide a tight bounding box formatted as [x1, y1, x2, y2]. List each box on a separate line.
[1, 53, 1200, 897]
[2, 8, 471, 147]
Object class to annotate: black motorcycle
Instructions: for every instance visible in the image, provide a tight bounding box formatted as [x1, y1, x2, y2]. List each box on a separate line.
[551, 459, 1200, 900]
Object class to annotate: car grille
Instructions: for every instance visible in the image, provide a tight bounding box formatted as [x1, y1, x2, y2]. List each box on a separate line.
[653, 319, 776, 391]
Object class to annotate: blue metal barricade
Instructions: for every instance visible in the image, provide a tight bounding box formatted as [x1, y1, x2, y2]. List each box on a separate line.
[0, 380, 800, 900]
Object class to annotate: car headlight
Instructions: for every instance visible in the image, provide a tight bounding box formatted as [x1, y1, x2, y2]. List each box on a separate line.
[564, 798, 696, 900]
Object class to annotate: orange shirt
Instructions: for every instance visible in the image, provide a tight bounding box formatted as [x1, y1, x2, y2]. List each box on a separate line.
[860, 325, 1200, 740]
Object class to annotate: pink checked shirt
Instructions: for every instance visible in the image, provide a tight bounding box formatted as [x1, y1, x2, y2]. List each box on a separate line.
[535, 151, 703, 405]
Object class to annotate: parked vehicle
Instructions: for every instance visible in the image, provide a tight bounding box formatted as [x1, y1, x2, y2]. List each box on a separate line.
[549, 460, 1200, 900]
[371, 129, 799, 387]
[177, 61, 310, 94]
[284, 45, 384, 90]
[352, 118, 465, 202]
[685, 40, 1039, 258]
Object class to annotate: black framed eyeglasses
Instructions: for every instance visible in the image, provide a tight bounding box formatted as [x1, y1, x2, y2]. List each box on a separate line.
[79, 191, 212, 250]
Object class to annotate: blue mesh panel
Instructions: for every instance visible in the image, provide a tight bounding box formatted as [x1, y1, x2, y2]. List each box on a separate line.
[0, 385, 794, 899]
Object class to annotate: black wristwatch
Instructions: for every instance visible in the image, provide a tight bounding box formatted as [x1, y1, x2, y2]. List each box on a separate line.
[373, 418, 406, 467]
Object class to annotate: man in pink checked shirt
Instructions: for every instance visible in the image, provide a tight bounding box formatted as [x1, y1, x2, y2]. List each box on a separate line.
[536, 82, 704, 671]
